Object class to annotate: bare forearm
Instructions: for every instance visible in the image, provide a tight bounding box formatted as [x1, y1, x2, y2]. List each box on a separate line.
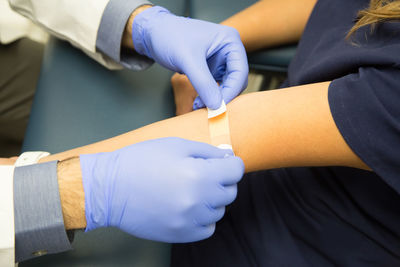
[41, 82, 369, 172]
[57, 157, 86, 230]
[221, 0, 317, 52]
[0, 157, 18, 165]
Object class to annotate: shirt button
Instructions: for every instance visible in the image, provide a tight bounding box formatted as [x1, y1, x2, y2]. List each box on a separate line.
[32, 250, 48, 257]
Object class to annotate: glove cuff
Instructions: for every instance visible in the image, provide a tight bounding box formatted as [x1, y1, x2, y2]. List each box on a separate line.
[80, 153, 112, 232]
[131, 6, 171, 59]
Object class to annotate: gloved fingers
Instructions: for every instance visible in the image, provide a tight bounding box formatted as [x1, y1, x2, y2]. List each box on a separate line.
[186, 140, 234, 159]
[185, 58, 223, 110]
[195, 223, 216, 241]
[192, 54, 224, 110]
[195, 206, 226, 226]
[193, 96, 205, 110]
[206, 156, 245, 185]
[174, 223, 216, 243]
[207, 184, 238, 208]
[220, 184, 238, 205]
[206, 51, 226, 81]
[219, 44, 249, 104]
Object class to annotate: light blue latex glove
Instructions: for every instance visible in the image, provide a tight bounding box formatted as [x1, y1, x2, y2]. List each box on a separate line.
[132, 6, 249, 110]
[80, 137, 244, 243]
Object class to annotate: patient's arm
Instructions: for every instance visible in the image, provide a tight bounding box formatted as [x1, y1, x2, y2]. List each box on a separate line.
[221, 0, 318, 52]
[41, 82, 369, 172]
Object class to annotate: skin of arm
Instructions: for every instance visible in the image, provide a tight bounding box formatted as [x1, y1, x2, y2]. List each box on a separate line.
[50, 82, 370, 228]
[1, 82, 370, 229]
[41, 82, 369, 173]
[221, 0, 318, 52]
[0, 157, 18, 165]
[57, 157, 86, 229]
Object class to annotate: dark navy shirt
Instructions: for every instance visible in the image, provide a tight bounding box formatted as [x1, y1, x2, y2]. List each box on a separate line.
[171, 1, 400, 265]
[283, 0, 400, 194]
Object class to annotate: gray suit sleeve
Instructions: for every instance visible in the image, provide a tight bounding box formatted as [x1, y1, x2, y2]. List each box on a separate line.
[96, 0, 154, 71]
[13, 161, 72, 262]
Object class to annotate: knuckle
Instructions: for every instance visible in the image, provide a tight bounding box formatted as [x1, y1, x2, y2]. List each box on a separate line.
[182, 166, 201, 182]
[169, 216, 187, 232]
[166, 136, 183, 145]
[222, 25, 240, 38]
[229, 186, 238, 202]
[174, 200, 195, 226]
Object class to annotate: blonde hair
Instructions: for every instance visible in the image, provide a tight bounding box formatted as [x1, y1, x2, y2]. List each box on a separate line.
[347, 0, 400, 39]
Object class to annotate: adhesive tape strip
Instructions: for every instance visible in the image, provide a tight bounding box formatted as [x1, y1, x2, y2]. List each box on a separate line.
[217, 144, 233, 150]
[208, 101, 233, 153]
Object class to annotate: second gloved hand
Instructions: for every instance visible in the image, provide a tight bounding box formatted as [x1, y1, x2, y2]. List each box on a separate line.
[132, 6, 248, 110]
[80, 137, 244, 243]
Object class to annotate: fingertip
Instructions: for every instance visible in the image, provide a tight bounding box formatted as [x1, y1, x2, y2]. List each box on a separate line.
[221, 148, 234, 158]
[226, 158, 245, 185]
[192, 97, 200, 110]
[203, 223, 216, 239]
[212, 206, 226, 223]
[234, 156, 245, 176]
[193, 96, 205, 110]
[204, 92, 223, 110]
[185, 61, 222, 110]
[223, 184, 238, 204]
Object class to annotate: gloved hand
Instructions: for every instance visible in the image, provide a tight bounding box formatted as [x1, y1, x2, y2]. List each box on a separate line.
[80, 137, 244, 242]
[132, 6, 249, 110]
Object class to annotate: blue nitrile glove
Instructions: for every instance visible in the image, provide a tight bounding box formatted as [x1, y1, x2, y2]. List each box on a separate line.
[80, 137, 244, 242]
[132, 6, 249, 110]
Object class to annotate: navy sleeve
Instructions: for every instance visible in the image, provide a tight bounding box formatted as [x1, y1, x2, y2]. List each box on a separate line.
[328, 66, 400, 194]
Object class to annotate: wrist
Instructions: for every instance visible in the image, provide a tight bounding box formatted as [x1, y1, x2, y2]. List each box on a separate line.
[130, 6, 172, 57]
[79, 152, 118, 231]
[0, 157, 18, 165]
[122, 4, 153, 50]
[57, 157, 86, 230]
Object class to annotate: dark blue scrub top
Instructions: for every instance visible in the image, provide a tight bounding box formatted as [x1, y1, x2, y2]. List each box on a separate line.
[282, 0, 400, 195]
[171, 1, 400, 265]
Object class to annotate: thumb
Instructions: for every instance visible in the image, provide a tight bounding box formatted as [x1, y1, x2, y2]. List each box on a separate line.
[184, 59, 223, 110]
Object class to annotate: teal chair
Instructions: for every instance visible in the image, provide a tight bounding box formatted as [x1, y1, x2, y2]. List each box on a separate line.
[21, 0, 185, 266]
[189, 0, 297, 72]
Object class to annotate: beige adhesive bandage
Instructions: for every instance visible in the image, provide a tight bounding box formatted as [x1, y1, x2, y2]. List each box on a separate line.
[207, 101, 233, 152]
